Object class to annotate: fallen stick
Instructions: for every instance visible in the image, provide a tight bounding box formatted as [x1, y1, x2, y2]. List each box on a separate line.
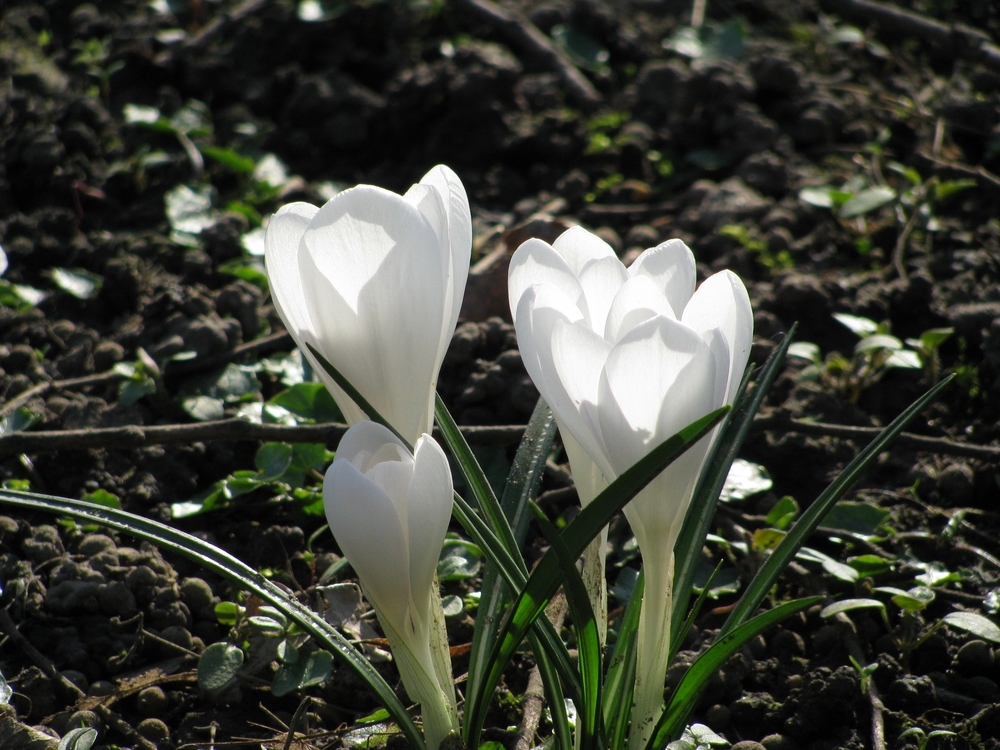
[818, 0, 1000, 70]
[451, 0, 602, 110]
[0, 414, 997, 460]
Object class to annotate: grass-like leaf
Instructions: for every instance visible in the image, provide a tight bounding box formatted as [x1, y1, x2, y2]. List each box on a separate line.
[531, 500, 604, 750]
[720, 374, 953, 637]
[603, 570, 643, 750]
[0, 488, 426, 749]
[671, 324, 798, 643]
[466, 399, 559, 733]
[647, 596, 822, 749]
[465, 405, 730, 749]
[434, 393, 522, 566]
[451, 490, 583, 703]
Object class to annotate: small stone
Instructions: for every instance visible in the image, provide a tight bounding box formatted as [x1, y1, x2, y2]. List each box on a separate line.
[98, 581, 137, 618]
[78, 534, 116, 557]
[136, 686, 169, 717]
[705, 704, 731, 728]
[887, 675, 938, 713]
[936, 462, 975, 505]
[88, 680, 115, 697]
[732, 742, 767, 750]
[771, 630, 806, 659]
[160, 625, 194, 651]
[68, 710, 101, 729]
[137, 718, 170, 743]
[0, 516, 20, 537]
[623, 224, 659, 249]
[761, 734, 799, 750]
[955, 639, 994, 676]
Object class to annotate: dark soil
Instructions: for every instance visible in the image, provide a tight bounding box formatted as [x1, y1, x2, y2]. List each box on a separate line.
[1, 1, 1000, 749]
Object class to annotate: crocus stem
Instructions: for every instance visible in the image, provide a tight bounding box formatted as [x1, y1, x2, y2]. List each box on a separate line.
[380, 614, 460, 750]
[629, 552, 674, 750]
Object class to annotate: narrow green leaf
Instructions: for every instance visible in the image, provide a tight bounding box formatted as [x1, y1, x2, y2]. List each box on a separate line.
[603, 570, 643, 750]
[0, 488, 425, 749]
[649, 596, 821, 748]
[465, 405, 730, 750]
[671, 324, 797, 641]
[434, 393, 521, 562]
[531, 500, 603, 750]
[720, 375, 953, 637]
[466, 399, 557, 718]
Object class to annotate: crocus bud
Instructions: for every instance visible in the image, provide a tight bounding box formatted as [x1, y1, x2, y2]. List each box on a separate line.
[324, 420, 459, 749]
[509, 226, 752, 749]
[265, 165, 471, 447]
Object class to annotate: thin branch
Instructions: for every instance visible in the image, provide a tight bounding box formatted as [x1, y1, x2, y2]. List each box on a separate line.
[451, 0, 602, 110]
[0, 413, 995, 460]
[749, 414, 1000, 461]
[0, 420, 528, 456]
[818, 0, 1000, 70]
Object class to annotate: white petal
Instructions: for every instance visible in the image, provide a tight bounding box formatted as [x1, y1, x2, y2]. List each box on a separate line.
[604, 275, 677, 344]
[416, 165, 471, 339]
[551, 225, 617, 275]
[263, 202, 319, 346]
[405, 435, 454, 625]
[508, 238, 587, 323]
[337, 420, 409, 471]
[324, 458, 409, 627]
[627, 239, 696, 319]
[514, 286, 615, 479]
[597, 315, 716, 474]
[682, 270, 754, 405]
[552, 226, 627, 333]
[300, 186, 447, 445]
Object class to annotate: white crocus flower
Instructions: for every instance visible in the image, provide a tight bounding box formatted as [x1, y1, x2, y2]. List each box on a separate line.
[508, 226, 752, 750]
[264, 165, 471, 447]
[324, 420, 459, 750]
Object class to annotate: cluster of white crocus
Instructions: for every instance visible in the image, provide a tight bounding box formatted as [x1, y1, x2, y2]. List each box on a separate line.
[265, 165, 470, 749]
[265, 165, 752, 750]
[508, 227, 752, 749]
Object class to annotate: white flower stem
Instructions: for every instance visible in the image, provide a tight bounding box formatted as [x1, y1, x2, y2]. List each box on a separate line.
[629, 552, 674, 750]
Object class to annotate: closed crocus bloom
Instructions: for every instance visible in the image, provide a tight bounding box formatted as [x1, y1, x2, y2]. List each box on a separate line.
[265, 165, 471, 446]
[324, 420, 458, 749]
[509, 226, 752, 749]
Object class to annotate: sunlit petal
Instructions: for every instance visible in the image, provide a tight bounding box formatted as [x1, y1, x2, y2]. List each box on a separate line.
[604, 275, 677, 344]
[415, 164, 472, 340]
[683, 270, 754, 405]
[264, 202, 319, 345]
[552, 226, 627, 331]
[515, 286, 614, 479]
[324, 458, 409, 627]
[300, 187, 447, 444]
[627, 238, 696, 318]
[406, 435, 454, 624]
[597, 315, 715, 473]
[509, 238, 589, 323]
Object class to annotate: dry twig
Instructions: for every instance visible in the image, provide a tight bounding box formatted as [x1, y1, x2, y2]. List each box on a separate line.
[819, 0, 1000, 70]
[451, 0, 602, 110]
